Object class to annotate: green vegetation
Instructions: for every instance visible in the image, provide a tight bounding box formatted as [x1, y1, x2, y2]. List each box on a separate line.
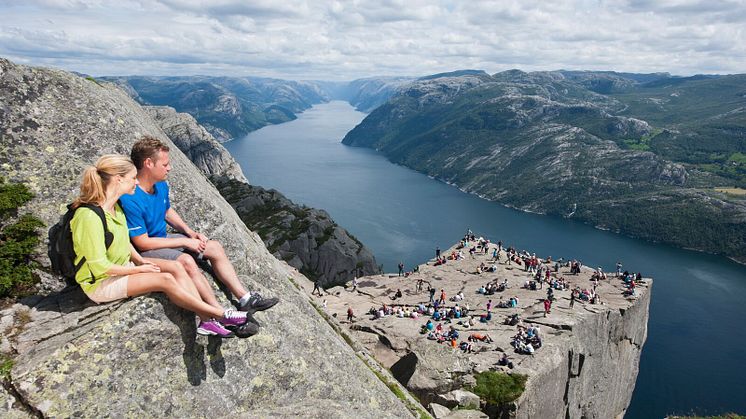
[468, 371, 527, 406]
[84, 76, 101, 86]
[622, 129, 663, 152]
[0, 354, 12, 379]
[0, 178, 43, 298]
[316, 225, 336, 247]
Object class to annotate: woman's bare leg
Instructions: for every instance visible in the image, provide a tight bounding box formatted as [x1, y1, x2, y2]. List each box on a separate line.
[126, 272, 223, 320]
[145, 258, 205, 299]
[149, 256, 223, 310]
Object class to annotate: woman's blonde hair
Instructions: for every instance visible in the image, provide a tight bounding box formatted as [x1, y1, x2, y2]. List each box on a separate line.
[73, 154, 135, 208]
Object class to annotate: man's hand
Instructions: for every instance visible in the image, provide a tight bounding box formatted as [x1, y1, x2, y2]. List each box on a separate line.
[194, 232, 208, 244]
[183, 237, 207, 253]
[185, 228, 208, 245]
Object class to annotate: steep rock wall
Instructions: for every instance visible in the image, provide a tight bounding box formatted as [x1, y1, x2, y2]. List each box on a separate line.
[515, 286, 651, 418]
[0, 58, 413, 418]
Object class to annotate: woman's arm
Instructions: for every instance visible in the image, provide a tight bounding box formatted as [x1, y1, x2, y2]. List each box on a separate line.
[129, 244, 146, 265]
[104, 244, 160, 276]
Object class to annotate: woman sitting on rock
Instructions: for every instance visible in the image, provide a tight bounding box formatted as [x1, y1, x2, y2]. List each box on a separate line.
[70, 155, 251, 338]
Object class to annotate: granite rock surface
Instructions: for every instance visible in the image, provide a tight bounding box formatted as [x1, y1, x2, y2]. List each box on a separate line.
[299, 241, 651, 419]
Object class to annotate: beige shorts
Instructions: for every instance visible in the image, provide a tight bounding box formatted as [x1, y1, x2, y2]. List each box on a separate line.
[85, 263, 133, 303]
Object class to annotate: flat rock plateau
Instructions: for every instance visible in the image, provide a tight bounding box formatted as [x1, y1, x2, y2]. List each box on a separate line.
[298, 239, 651, 419]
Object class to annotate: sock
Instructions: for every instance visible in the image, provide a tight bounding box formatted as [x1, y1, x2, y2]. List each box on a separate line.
[239, 292, 252, 307]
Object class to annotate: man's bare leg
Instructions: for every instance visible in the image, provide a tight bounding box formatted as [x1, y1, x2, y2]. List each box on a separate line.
[202, 240, 249, 299]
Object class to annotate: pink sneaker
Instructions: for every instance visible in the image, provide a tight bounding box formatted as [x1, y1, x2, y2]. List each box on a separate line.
[197, 320, 235, 338]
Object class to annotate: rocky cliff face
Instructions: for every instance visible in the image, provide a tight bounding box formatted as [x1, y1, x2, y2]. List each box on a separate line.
[213, 177, 380, 289]
[0, 58, 413, 418]
[514, 284, 650, 419]
[144, 106, 248, 183]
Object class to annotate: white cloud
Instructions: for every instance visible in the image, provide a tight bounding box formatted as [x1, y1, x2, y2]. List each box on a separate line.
[0, 0, 745, 79]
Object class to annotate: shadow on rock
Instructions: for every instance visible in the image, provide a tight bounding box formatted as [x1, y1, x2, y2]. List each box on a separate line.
[155, 293, 225, 385]
[22, 285, 106, 314]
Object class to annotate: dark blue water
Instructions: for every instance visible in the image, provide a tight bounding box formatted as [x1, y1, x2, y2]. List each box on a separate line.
[224, 101, 746, 418]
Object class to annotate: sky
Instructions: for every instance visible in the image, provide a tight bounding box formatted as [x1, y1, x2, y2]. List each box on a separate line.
[1, 0, 745, 81]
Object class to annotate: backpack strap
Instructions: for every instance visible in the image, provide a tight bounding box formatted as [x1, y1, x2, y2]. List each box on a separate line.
[78, 203, 115, 249]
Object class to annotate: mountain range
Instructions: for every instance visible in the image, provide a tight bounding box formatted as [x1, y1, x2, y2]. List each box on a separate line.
[103, 75, 411, 141]
[342, 70, 746, 262]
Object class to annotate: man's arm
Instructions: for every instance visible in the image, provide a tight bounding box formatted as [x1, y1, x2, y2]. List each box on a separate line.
[130, 231, 199, 252]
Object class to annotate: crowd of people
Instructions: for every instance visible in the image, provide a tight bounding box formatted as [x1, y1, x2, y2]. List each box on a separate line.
[511, 324, 543, 355]
[338, 229, 645, 368]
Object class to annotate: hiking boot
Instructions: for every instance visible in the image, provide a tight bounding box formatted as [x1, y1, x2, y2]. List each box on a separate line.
[231, 319, 260, 338]
[240, 293, 279, 314]
[197, 320, 235, 338]
[220, 308, 249, 327]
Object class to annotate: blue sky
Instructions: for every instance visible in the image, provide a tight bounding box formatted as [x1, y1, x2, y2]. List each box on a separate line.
[1, 0, 745, 80]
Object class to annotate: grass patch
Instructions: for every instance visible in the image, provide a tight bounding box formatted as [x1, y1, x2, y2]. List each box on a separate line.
[714, 187, 746, 196]
[84, 76, 102, 86]
[0, 354, 12, 379]
[287, 276, 301, 291]
[468, 371, 527, 406]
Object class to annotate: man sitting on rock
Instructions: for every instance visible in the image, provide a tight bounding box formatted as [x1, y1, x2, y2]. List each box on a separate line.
[120, 136, 279, 326]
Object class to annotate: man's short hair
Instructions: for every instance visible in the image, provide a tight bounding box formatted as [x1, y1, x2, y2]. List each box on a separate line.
[131, 136, 170, 170]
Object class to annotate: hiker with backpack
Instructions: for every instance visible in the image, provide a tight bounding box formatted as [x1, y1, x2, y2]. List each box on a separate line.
[65, 154, 252, 338]
[119, 136, 278, 322]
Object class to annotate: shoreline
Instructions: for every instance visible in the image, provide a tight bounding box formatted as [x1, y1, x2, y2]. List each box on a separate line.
[367, 157, 746, 267]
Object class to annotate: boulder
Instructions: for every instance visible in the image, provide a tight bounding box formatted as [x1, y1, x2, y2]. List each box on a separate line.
[429, 402, 451, 419]
[0, 58, 413, 418]
[434, 389, 480, 410]
[390, 346, 473, 404]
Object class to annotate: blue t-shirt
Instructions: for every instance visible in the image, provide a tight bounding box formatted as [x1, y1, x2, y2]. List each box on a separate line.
[119, 181, 171, 238]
